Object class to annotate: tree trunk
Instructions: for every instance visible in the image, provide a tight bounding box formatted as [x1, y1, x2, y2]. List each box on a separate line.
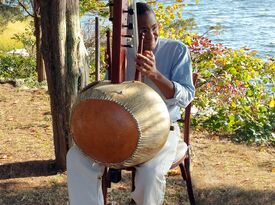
[65, 0, 89, 147]
[40, 0, 88, 171]
[34, 0, 46, 82]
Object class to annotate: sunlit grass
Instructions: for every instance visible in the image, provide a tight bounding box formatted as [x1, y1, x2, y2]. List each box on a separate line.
[0, 20, 30, 52]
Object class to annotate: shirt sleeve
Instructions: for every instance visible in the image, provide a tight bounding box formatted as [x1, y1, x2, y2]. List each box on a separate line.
[164, 44, 195, 108]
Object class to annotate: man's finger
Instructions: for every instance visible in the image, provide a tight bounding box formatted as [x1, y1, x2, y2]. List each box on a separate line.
[143, 51, 155, 62]
[137, 61, 152, 71]
[136, 54, 153, 66]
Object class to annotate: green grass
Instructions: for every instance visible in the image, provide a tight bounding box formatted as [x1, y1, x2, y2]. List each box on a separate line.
[0, 20, 30, 52]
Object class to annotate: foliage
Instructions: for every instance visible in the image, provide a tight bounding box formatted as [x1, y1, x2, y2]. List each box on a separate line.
[153, 2, 275, 145]
[153, 2, 196, 44]
[0, 53, 36, 79]
[79, 0, 108, 16]
[188, 35, 275, 144]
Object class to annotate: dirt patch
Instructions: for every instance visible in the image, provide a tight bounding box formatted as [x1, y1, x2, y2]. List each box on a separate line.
[0, 84, 274, 205]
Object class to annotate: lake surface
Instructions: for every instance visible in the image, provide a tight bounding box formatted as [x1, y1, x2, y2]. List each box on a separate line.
[166, 0, 275, 57]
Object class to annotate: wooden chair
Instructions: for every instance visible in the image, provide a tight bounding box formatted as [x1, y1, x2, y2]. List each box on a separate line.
[102, 73, 198, 205]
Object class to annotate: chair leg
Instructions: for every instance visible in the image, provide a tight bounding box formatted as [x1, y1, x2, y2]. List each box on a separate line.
[179, 159, 196, 205]
[130, 170, 136, 204]
[102, 168, 108, 205]
[131, 170, 136, 192]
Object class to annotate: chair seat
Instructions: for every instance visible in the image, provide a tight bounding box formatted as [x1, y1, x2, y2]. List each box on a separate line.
[171, 139, 188, 168]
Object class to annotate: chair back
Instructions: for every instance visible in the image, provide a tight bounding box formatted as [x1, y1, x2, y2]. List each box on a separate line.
[181, 72, 198, 145]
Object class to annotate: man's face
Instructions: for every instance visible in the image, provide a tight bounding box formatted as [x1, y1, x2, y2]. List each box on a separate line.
[137, 11, 159, 51]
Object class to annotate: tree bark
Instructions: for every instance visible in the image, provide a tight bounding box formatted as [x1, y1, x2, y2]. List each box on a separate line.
[40, 0, 88, 171]
[65, 0, 88, 147]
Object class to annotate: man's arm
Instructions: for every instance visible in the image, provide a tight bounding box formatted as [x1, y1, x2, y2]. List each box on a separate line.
[167, 44, 195, 108]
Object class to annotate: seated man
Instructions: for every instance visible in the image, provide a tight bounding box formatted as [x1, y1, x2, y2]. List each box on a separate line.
[67, 2, 195, 205]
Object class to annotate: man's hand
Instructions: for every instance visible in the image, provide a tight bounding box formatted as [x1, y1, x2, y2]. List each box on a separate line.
[136, 51, 160, 79]
[135, 50, 175, 99]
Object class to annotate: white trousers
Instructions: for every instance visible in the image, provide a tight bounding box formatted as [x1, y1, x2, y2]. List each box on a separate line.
[67, 123, 180, 205]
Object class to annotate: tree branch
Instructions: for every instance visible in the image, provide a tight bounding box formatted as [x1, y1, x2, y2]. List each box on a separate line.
[18, 0, 34, 17]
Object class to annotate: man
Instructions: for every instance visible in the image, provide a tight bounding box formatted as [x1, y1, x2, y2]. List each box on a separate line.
[67, 2, 195, 205]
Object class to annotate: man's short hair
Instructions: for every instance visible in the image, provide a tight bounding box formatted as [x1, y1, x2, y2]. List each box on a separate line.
[136, 2, 154, 16]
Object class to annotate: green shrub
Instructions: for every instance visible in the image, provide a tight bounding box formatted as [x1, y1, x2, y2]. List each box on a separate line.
[0, 54, 36, 79]
[190, 37, 275, 145]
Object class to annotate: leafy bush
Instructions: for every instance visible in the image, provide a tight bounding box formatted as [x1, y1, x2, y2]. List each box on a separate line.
[0, 53, 36, 79]
[154, 3, 275, 145]
[190, 36, 274, 145]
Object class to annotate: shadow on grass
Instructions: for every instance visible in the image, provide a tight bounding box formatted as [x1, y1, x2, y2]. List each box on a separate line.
[164, 177, 275, 205]
[0, 160, 57, 179]
[90, 175, 275, 205]
[194, 186, 275, 205]
[0, 182, 68, 205]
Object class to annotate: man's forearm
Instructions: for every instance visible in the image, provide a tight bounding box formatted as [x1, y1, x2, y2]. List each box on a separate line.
[149, 71, 174, 99]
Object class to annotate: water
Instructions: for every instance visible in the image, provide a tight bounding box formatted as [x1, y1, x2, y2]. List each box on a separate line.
[174, 0, 275, 57]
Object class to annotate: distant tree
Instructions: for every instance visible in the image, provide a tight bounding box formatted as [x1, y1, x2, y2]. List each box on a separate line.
[17, 0, 45, 82]
[32, 0, 44, 81]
